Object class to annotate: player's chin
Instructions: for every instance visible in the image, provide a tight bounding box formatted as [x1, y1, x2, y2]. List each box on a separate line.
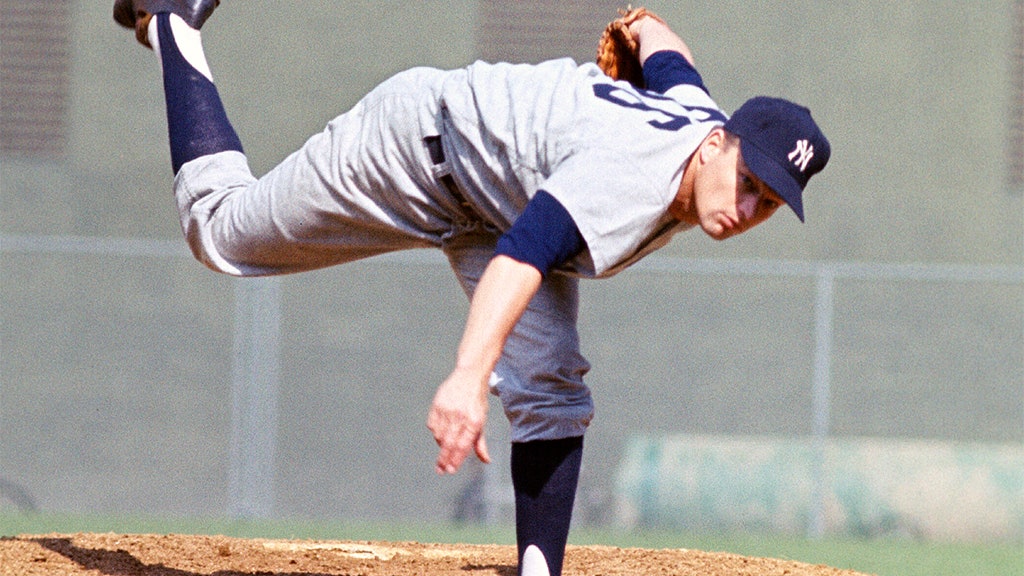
[701, 221, 739, 241]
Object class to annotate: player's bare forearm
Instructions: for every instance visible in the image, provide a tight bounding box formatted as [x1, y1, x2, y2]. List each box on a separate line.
[630, 15, 695, 66]
[427, 255, 543, 475]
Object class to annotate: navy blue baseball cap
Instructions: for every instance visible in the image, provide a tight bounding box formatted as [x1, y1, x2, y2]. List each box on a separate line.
[723, 96, 830, 222]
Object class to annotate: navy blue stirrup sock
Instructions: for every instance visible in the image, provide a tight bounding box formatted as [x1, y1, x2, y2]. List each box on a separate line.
[511, 436, 583, 576]
[155, 13, 242, 174]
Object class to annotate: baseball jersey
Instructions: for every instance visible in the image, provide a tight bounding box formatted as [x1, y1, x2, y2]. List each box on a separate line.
[437, 57, 727, 278]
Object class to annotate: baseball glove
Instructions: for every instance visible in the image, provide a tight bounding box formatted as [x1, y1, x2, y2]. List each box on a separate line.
[595, 6, 665, 88]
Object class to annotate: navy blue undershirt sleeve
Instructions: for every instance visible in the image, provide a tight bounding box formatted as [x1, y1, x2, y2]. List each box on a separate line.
[642, 49, 709, 95]
[495, 190, 586, 277]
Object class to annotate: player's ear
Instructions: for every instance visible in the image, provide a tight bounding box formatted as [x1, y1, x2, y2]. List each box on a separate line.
[697, 127, 728, 163]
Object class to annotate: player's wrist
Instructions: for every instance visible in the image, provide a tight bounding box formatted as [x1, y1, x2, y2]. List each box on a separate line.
[447, 362, 492, 394]
[627, 15, 652, 43]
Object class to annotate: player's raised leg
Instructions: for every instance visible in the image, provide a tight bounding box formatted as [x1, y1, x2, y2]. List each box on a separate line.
[116, 2, 448, 278]
[113, 0, 241, 175]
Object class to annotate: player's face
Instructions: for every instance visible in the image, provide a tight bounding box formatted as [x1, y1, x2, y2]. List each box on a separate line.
[687, 131, 785, 240]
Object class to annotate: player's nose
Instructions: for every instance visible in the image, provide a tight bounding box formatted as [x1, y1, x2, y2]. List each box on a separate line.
[736, 194, 758, 222]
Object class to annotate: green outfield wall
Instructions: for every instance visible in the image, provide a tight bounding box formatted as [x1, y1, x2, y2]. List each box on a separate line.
[614, 435, 1024, 542]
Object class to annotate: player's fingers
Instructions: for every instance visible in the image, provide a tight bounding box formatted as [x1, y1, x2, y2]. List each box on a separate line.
[474, 434, 491, 465]
[429, 417, 476, 474]
[436, 453, 464, 475]
[435, 431, 472, 475]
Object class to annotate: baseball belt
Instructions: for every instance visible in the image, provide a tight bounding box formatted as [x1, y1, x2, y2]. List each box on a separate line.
[424, 135, 477, 219]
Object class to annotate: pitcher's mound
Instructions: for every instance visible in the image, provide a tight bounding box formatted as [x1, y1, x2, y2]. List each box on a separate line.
[0, 532, 873, 575]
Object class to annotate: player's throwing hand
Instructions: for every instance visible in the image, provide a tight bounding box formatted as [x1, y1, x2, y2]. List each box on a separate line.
[427, 368, 491, 475]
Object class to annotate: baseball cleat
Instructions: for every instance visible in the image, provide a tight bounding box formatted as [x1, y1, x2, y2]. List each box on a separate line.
[113, 0, 220, 47]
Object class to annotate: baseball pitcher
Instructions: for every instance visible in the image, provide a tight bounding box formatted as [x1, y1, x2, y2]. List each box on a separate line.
[113, 2, 830, 575]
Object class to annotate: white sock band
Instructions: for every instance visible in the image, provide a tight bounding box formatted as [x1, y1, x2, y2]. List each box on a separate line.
[521, 545, 551, 576]
[147, 13, 214, 83]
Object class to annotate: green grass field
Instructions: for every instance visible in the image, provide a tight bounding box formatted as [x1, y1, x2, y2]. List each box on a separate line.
[1, 511, 1020, 576]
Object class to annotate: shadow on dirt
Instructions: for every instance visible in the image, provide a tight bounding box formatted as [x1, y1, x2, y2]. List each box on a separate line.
[30, 537, 520, 576]
[32, 537, 338, 576]
[461, 563, 516, 576]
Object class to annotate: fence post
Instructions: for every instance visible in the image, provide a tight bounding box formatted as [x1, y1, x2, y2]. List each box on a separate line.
[228, 277, 281, 519]
[808, 265, 835, 539]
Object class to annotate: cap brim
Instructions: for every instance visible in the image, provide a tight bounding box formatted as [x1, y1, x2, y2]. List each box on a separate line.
[740, 139, 805, 222]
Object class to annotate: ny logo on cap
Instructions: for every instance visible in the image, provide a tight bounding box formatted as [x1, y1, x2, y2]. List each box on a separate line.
[788, 139, 814, 172]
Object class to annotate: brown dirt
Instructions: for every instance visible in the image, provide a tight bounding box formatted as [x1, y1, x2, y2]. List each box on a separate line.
[0, 532, 874, 576]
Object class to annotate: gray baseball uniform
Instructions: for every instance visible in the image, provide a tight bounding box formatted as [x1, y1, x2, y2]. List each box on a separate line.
[174, 57, 726, 442]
